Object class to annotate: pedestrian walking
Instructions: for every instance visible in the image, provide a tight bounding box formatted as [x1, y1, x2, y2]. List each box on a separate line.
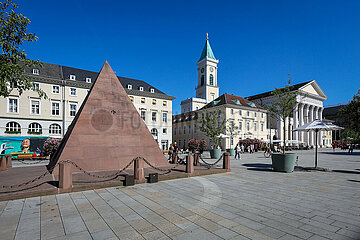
[235, 144, 241, 160]
[168, 144, 174, 161]
[349, 144, 354, 155]
[241, 144, 244, 153]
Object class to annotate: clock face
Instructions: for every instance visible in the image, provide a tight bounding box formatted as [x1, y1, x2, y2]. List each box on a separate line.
[201, 68, 204, 73]
[210, 67, 214, 72]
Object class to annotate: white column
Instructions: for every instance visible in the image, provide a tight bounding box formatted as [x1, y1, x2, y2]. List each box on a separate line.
[309, 105, 314, 146]
[299, 104, 304, 143]
[304, 104, 310, 146]
[293, 104, 298, 142]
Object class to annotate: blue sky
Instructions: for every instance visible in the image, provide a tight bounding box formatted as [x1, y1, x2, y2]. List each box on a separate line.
[21, 0, 360, 114]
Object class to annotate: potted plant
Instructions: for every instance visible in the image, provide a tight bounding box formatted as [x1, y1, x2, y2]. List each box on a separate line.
[226, 120, 239, 156]
[265, 75, 299, 173]
[200, 110, 226, 159]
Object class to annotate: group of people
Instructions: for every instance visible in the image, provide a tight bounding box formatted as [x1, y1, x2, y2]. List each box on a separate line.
[234, 144, 245, 159]
[332, 142, 357, 154]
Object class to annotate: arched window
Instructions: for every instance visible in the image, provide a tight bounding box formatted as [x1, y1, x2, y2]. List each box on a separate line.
[5, 122, 21, 133]
[28, 122, 42, 134]
[151, 128, 158, 138]
[201, 75, 204, 86]
[49, 124, 61, 135]
[209, 74, 214, 86]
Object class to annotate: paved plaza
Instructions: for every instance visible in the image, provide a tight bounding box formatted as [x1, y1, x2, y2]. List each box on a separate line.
[0, 149, 359, 240]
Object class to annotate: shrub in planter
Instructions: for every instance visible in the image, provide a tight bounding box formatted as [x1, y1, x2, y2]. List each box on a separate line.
[43, 138, 62, 157]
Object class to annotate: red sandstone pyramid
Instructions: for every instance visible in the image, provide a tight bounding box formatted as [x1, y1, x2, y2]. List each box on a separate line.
[47, 61, 170, 173]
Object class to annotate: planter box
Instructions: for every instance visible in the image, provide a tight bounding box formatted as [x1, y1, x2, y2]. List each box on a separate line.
[271, 153, 297, 173]
[210, 149, 222, 159]
[226, 149, 235, 156]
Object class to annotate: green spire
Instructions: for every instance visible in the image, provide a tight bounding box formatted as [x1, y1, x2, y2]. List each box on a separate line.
[198, 33, 216, 61]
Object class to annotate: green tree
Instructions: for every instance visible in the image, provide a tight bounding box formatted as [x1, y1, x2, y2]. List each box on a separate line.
[200, 110, 226, 149]
[0, 0, 45, 98]
[265, 74, 298, 154]
[226, 120, 239, 147]
[340, 89, 360, 143]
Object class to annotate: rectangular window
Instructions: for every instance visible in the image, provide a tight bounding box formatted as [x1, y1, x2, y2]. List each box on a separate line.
[188, 125, 191, 134]
[254, 112, 257, 117]
[231, 137, 234, 145]
[254, 122, 257, 131]
[152, 99, 157, 105]
[33, 83, 39, 90]
[194, 124, 197, 133]
[163, 128, 167, 134]
[247, 111, 250, 117]
[247, 122, 250, 131]
[70, 75, 76, 80]
[239, 121, 242, 131]
[174, 127, 177, 135]
[162, 113, 167, 122]
[152, 112, 157, 122]
[52, 102, 60, 116]
[31, 100, 40, 115]
[183, 126, 186, 134]
[261, 123, 264, 132]
[8, 98, 18, 113]
[70, 88, 76, 96]
[239, 110, 242, 116]
[141, 98, 145, 103]
[52, 85, 60, 94]
[141, 110, 146, 121]
[179, 127, 181, 135]
[261, 113, 264, 118]
[163, 101, 167, 106]
[70, 104, 77, 117]
[32, 69, 39, 75]
[230, 109, 234, 114]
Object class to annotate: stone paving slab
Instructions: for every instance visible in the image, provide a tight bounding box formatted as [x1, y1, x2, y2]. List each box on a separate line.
[0, 149, 359, 239]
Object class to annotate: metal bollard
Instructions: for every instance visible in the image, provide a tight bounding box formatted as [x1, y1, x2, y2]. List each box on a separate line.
[186, 155, 194, 174]
[59, 161, 72, 190]
[134, 158, 145, 183]
[223, 152, 230, 171]
[124, 175, 135, 186]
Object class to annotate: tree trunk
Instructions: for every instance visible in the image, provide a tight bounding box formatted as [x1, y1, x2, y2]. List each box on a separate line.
[283, 119, 286, 154]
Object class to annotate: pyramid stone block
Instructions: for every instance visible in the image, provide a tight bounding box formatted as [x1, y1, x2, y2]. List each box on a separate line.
[47, 61, 170, 173]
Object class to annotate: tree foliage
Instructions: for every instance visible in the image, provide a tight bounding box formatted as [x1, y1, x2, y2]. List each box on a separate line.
[199, 110, 226, 149]
[264, 74, 298, 153]
[340, 89, 360, 143]
[226, 120, 239, 144]
[0, 0, 46, 98]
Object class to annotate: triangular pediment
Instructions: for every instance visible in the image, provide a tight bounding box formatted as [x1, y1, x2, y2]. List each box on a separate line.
[299, 80, 327, 100]
[47, 61, 169, 173]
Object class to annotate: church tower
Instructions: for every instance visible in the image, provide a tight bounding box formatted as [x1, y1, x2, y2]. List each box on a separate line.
[195, 33, 219, 102]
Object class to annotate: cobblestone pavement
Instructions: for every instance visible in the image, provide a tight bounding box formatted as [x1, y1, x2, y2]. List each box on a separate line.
[0, 149, 359, 240]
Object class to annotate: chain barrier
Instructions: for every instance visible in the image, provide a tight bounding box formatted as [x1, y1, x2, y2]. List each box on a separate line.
[141, 157, 179, 175]
[199, 153, 224, 169]
[0, 171, 49, 189]
[59, 158, 136, 179]
[15, 158, 47, 165]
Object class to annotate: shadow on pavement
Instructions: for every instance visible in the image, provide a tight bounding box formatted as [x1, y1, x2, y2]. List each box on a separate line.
[242, 163, 273, 172]
[242, 163, 272, 168]
[332, 170, 360, 175]
[348, 180, 360, 183]
[320, 151, 360, 156]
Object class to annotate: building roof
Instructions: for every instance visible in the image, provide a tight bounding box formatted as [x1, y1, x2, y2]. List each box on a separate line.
[323, 105, 345, 117]
[246, 81, 312, 101]
[198, 35, 216, 61]
[202, 93, 263, 110]
[173, 111, 198, 123]
[25, 61, 174, 99]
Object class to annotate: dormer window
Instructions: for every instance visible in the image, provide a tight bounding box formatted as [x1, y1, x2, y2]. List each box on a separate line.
[139, 86, 144, 91]
[32, 69, 39, 75]
[150, 88, 155, 93]
[70, 75, 76, 80]
[127, 84, 132, 90]
[86, 77, 91, 83]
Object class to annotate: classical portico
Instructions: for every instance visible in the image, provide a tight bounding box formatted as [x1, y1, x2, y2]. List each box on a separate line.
[247, 80, 328, 147]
